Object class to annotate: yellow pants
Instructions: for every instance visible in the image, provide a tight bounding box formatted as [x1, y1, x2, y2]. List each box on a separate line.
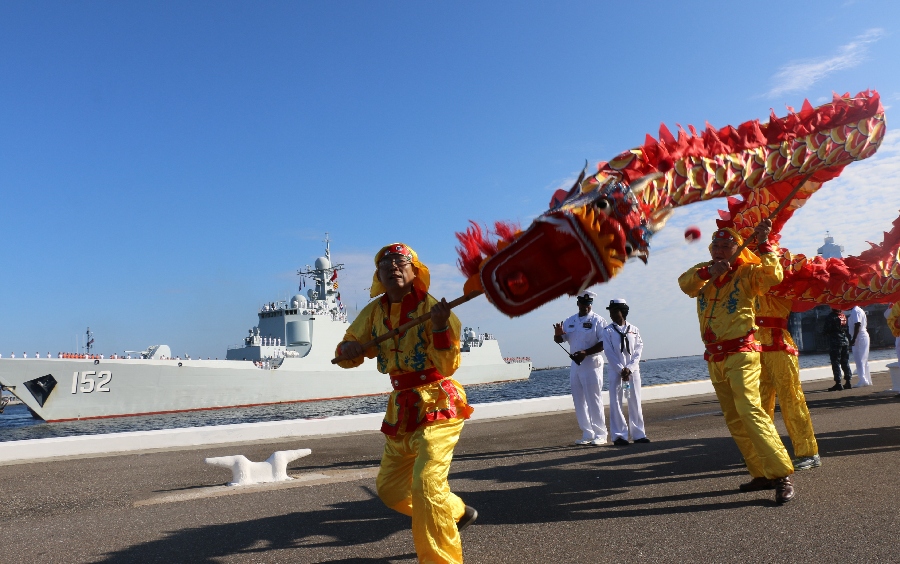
[708, 351, 794, 479]
[377, 416, 467, 564]
[759, 350, 819, 458]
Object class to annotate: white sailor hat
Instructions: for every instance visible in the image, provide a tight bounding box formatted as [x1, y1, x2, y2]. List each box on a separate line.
[576, 290, 596, 302]
[606, 298, 628, 310]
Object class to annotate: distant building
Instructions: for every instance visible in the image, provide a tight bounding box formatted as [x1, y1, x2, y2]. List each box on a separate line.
[788, 233, 892, 352]
[816, 231, 844, 259]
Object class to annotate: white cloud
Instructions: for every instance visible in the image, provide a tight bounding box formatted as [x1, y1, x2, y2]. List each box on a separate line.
[765, 28, 884, 98]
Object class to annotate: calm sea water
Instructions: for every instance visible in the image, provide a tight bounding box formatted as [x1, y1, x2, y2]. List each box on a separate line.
[1, 349, 895, 443]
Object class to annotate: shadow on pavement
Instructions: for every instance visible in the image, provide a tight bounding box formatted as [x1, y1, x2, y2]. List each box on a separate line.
[809, 425, 900, 457]
[803, 390, 900, 410]
[96, 432, 820, 562]
[99, 492, 413, 563]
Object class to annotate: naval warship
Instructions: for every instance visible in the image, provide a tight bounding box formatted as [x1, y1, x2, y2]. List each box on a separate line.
[0, 239, 531, 422]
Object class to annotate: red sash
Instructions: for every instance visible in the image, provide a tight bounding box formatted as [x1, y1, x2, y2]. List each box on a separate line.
[388, 367, 444, 391]
[755, 316, 788, 329]
[382, 368, 465, 436]
[756, 317, 798, 355]
[704, 332, 760, 362]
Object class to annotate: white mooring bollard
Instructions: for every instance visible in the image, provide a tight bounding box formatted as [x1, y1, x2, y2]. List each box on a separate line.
[205, 448, 312, 486]
[887, 362, 900, 393]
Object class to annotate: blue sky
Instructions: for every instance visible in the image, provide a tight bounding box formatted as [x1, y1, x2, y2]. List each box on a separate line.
[2, 1, 899, 366]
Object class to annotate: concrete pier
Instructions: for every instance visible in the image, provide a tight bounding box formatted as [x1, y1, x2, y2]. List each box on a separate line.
[1, 360, 889, 465]
[0, 372, 897, 562]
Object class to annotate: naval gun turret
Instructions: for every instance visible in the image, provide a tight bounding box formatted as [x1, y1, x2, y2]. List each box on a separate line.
[139, 345, 172, 360]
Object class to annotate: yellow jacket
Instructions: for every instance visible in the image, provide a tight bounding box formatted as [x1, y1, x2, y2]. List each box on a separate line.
[886, 301, 900, 338]
[336, 286, 472, 435]
[678, 252, 783, 354]
[755, 294, 798, 354]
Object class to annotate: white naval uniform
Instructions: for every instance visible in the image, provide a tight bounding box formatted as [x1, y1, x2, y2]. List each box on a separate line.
[601, 322, 647, 441]
[847, 306, 872, 386]
[561, 311, 608, 442]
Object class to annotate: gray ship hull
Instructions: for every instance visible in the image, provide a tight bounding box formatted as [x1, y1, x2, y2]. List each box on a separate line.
[0, 340, 529, 422]
[0, 239, 531, 422]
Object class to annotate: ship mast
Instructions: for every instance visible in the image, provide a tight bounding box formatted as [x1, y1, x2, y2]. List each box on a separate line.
[296, 234, 345, 312]
[85, 327, 94, 355]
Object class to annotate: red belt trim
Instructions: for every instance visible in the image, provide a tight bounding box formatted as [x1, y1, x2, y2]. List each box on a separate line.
[755, 316, 789, 329]
[381, 374, 469, 436]
[757, 319, 798, 356]
[704, 332, 760, 362]
[388, 367, 443, 391]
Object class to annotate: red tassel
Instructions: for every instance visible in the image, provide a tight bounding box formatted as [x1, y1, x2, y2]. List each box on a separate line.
[455, 222, 487, 279]
[455, 220, 522, 279]
[494, 221, 519, 243]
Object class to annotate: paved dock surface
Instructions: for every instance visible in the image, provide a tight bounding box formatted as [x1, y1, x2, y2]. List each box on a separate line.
[1, 373, 898, 563]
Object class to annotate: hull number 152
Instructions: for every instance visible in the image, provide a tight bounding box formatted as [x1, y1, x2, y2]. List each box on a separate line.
[71, 371, 112, 394]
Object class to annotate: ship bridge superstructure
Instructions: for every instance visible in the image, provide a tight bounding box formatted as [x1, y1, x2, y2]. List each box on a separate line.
[226, 234, 349, 362]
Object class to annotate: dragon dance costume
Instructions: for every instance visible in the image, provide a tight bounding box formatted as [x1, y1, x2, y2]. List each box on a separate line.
[678, 228, 794, 480]
[337, 243, 474, 564]
[755, 292, 818, 460]
[884, 302, 900, 362]
[449, 91, 886, 501]
[455, 91, 886, 321]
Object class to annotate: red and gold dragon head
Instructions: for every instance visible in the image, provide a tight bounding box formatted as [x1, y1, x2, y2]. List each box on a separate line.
[458, 90, 887, 317]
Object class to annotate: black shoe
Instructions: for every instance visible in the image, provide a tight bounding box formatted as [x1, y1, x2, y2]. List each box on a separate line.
[613, 437, 629, 446]
[457, 505, 478, 532]
[843, 382, 852, 390]
[739, 477, 775, 492]
[774, 476, 795, 504]
[634, 437, 651, 443]
[827, 383, 843, 391]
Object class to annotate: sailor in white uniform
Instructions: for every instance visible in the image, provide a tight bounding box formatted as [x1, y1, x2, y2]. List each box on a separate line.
[601, 299, 649, 445]
[846, 306, 872, 387]
[553, 291, 608, 445]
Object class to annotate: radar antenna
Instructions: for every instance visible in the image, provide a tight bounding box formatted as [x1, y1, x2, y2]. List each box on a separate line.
[297, 234, 344, 287]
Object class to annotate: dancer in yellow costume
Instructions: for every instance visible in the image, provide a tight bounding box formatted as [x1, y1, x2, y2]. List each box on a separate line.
[884, 301, 900, 364]
[678, 221, 796, 504]
[336, 243, 476, 564]
[756, 291, 820, 470]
